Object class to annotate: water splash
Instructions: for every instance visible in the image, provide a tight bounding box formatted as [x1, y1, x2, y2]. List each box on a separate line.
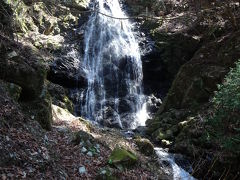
[155, 148, 196, 180]
[80, 0, 148, 128]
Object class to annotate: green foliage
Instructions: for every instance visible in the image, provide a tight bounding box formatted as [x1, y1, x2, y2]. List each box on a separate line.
[208, 60, 240, 152]
[213, 62, 240, 112]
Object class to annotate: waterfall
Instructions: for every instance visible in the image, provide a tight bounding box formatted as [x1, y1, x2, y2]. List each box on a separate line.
[79, 0, 148, 128]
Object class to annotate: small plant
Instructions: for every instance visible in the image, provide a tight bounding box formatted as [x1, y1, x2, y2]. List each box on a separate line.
[208, 60, 240, 152]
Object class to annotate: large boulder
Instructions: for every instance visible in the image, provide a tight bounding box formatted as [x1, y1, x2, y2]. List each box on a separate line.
[0, 42, 47, 100]
[108, 147, 138, 167]
[72, 130, 95, 145]
[0, 36, 52, 130]
[134, 138, 155, 156]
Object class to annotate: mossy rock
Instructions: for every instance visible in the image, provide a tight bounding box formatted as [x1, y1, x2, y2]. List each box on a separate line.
[20, 87, 53, 130]
[145, 118, 163, 134]
[0, 81, 22, 101]
[36, 96, 52, 130]
[135, 138, 154, 156]
[108, 147, 137, 167]
[61, 0, 90, 10]
[47, 82, 73, 113]
[153, 128, 167, 141]
[72, 130, 95, 145]
[0, 48, 47, 101]
[79, 117, 94, 132]
[63, 95, 74, 113]
[161, 139, 172, 147]
[34, 90, 52, 130]
[6, 83, 22, 101]
[152, 127, 174, 142]
[96, 167, 118, 180]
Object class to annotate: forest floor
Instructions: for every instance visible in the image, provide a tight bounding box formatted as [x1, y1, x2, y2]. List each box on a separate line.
[0, 86, 168, 179]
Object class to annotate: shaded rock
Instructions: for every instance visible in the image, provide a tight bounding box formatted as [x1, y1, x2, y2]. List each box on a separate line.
[108, 147, 137, 167]
[47, 82, 73, 113]
[72, 130, 95, 145]
[21, 89, 53, 130]
[142, 32, 200, 97]
[118, 98, 134, 113]
[96, 167, 117, 180]
[35, 94, 53, 130]
[133, 126, 147, 137]
[6, 83, 22, 101]
[161, 30, 240, 112]
[48, 56, 87, 88]
[125, 0, 165, 16]
[0, 45, 47, 101]
[99, 106, 123, 129]
[135, 138, 154, 156]
[147, 30, 240, 179]
[146, 109, 188, 138]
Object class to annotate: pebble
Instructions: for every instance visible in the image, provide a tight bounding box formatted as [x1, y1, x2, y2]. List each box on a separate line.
[87, 151, 93, 157]
[100, 170, 107, 174]
[78, 166, 86, 174]
[44, 135, 48, 142]
[7, 51, 17, 59]
[6, 136, 10, 141]
[81, 147, 87, 153]
[1, 174, 7, 180]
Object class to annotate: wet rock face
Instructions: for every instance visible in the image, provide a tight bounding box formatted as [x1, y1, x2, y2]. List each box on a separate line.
[146, 30, 240, 164]
[48, 56, 87, 88]
[146, 94, 162, 116]
[142, 33, 200, 98]
[161, 30, 240, 111]
[47, 82, 74, 113]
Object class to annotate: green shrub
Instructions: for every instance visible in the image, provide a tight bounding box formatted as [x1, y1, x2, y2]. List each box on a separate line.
[208, 60, 240, 152]
[213, 60, 240, 113]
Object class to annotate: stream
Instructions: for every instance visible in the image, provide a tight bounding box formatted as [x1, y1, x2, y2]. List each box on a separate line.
[155, 148, 195, 180]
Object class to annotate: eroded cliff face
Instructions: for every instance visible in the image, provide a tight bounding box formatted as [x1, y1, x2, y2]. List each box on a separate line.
[138, 0, 240, 178]
[146, 30, 240, 140]
[0, 0, 90, 129]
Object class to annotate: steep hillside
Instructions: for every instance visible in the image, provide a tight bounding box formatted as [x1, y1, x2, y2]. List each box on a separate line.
[1, 0, 240, 179]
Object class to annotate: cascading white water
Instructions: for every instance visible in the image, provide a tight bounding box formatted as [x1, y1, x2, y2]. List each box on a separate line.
[80, 0, 148, 128]
[155, 148, 196, 180]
